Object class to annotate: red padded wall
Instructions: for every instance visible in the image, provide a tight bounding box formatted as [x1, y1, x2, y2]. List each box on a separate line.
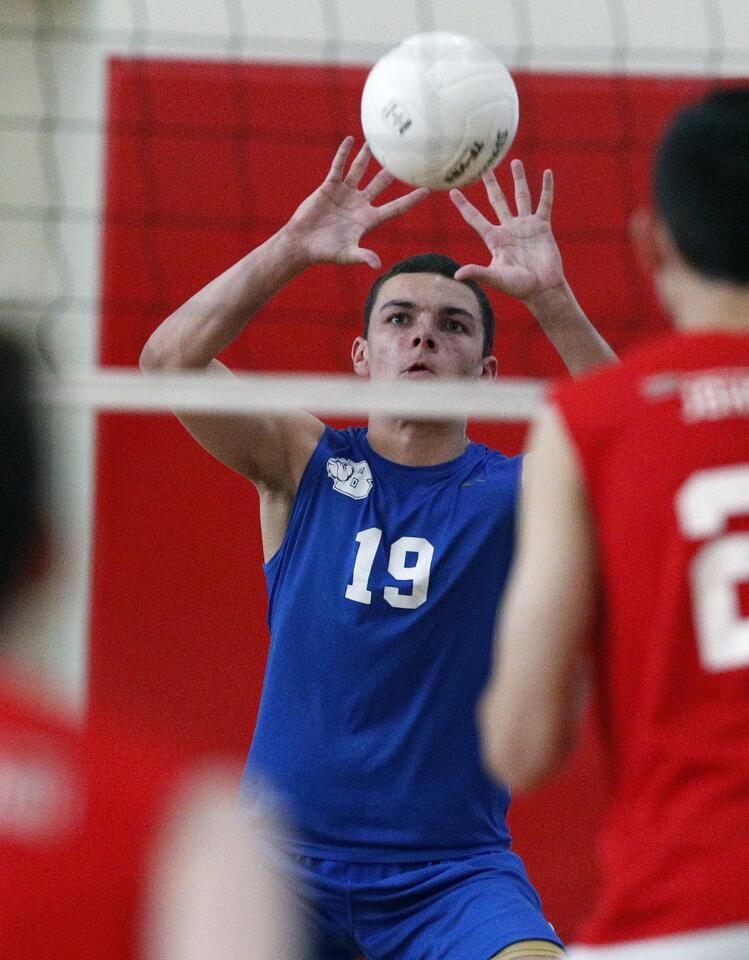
[93, 60, 720, 939]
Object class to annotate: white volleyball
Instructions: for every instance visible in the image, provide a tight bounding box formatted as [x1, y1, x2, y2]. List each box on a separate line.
[361, 32, 519, 190]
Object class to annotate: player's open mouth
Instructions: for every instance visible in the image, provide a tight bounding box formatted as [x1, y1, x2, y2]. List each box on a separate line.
[404, 363, 434, 375]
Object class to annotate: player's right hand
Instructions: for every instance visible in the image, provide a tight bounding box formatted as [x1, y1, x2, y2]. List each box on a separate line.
[282, 137, 429, 270]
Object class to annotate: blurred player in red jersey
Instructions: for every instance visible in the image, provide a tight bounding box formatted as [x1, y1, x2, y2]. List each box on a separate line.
[480, 87, 749, 959]
[0, 332, 297, 960]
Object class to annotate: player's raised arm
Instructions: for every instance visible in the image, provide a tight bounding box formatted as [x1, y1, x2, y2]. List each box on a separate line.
[479, 402, 596, 790]
[139, 137, 428, 496]
[449, 160, 617, 375]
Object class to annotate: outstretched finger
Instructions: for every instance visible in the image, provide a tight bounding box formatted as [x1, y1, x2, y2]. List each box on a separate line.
[449, 189, 493, 238]
[363, 167, 395, 200]
[344, 141, 373, 188]
[325, 136, 355, 183]
[511, 159, 532, 217]
[482, 169, 513, 223]
[454, 264, 500, 287]
[375, 186, 430, 223]
[535, 169, 554, 221]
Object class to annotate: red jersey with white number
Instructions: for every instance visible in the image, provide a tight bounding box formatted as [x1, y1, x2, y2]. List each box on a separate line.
[554, 331, 749, 946]
[0, 676, 188, 959]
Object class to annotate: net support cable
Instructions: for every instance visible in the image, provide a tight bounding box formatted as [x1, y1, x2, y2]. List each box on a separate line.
[43, 369, 547, 421]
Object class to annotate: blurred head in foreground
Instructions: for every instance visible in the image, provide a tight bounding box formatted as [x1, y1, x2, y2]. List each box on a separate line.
[0, 330, 299, 959]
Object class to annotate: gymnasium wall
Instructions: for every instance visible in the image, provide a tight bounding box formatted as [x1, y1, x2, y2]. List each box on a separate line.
[1, 0, 748, 944]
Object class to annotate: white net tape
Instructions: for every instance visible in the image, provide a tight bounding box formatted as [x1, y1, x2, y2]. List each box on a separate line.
[43, 369, 548, 421]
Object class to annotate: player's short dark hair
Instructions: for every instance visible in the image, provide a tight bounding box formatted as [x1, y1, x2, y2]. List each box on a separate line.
[0, 332, 43, 614]
[363, 253, 495, 356]
[655, 87, 749, 284]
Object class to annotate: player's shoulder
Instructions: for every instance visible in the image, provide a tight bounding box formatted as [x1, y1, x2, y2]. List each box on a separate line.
[614, 329, 749, 376]
[463, 443, 524, 490]
[315, 424, 365, 456]
[555, 334, 665, 402]
[557, 331, 749, 403]
[473, 443, 523, 472]
[551, 334, 676, 427]
[549, 335, 680, 457]
[297, 425, 366, 486]
[553, 331, 749, 463]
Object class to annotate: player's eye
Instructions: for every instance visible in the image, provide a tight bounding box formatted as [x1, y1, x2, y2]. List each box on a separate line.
[445, 318, 467, 332]
[386, 312, 410, 325]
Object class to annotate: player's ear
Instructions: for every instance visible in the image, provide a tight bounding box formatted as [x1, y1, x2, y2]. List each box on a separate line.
[479, 355, 497, 380]
[351, 336, 370, 377]
[630, 207, 667, 274]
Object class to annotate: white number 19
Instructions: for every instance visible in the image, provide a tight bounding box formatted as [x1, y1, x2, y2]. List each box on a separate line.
[345, 527, 434, 609]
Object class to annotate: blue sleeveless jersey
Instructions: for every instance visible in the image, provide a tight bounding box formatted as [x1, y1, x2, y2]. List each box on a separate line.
[244, 426, 522, 861]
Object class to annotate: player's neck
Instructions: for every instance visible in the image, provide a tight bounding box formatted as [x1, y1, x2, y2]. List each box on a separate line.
[366, 417, 470, 466]
[671, 275, 749, 335]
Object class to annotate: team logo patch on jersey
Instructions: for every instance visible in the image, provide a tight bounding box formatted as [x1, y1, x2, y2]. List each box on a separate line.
[326, 457, 373, 500]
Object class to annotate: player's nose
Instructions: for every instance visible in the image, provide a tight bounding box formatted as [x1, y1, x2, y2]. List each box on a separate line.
[411, 332, 437, 350]
[412, 314, 438, 349]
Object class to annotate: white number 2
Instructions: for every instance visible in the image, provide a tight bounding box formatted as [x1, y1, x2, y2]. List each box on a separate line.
[345, 527, 434, 609]
[676, 464, 749, 671]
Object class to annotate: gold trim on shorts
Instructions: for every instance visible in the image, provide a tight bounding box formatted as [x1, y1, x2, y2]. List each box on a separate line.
[491, 940, 566, 959]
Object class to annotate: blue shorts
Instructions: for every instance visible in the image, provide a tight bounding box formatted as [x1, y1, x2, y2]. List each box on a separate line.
[283, 849, 564, 960]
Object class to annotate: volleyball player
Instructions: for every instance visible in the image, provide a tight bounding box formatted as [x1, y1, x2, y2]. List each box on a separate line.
[141, 142, 614, 959]
[480, 88, 749, 959]
[0, 332, 296, 959]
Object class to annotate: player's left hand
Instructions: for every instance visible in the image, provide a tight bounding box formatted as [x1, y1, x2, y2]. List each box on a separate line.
[449, 160, 565, 303]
